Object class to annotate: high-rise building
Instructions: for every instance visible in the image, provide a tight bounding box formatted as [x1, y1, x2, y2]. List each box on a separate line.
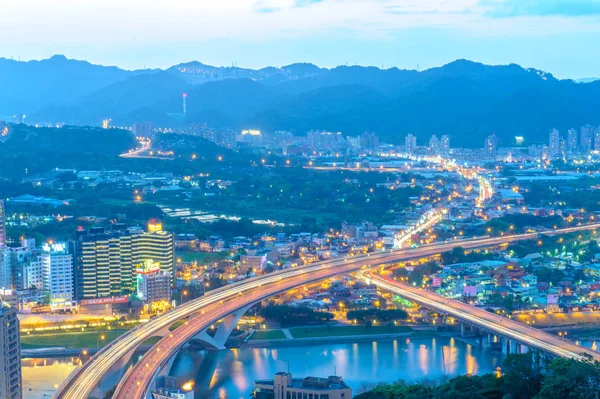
[346, 136, 360, 148]
[20, 256, 43, 290]
[239, 129, 263, 146]
[134, 260, 172, 304]
[360, 131, 379, 149]
[0, 200, 6, 248]
[0, 302, 21, 399]
[549, 128, 560, 157]
[9, 238, 38, 290]
[0, 248, 10, 290]
[404, 134, 417, 154]
[540, 145, 549, 161]
[307, 130, 343, 151]
[428, 135, 439, 155]
[71, 221, 174, 300]
[484, 134, 498, 155]
[559, 139, 567, 158]
[567, 128, 578, 153]
[41, 242, 74, 311]
[73, 231, 129, 300]
[269, 130, 295, 150]
[581, 125, 593, 152]
[594, 127, 600, 151]
[133, 221, 174, 276]
[440, 135, 451, 156]
[133, 122, 155, 138]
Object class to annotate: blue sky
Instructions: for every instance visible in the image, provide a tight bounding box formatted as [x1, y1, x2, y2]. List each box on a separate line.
[1, 0, 600, 78]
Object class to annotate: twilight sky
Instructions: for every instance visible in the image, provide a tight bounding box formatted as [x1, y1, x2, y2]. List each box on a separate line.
[1, 0, 600, 78]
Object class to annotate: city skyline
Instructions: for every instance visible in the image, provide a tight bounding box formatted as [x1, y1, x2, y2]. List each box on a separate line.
[5, 2, 600, 398]
[2, 0, 600, 78]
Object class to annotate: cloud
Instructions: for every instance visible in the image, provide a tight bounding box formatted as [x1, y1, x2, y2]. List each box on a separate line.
[2, 0, 600, 53]
[295, 0, 325, 7]
[483, 0, 600, 17]
[254, 0, 325, 13]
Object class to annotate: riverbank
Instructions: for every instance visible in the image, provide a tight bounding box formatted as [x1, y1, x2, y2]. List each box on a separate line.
[243, 325, 450, 347]
[19, 324, 455, 357]
[20, 330, 160, 354]
[21, 344, 156, 358]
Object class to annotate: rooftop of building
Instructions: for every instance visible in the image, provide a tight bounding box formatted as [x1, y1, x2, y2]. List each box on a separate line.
[256, 373, 350, 391]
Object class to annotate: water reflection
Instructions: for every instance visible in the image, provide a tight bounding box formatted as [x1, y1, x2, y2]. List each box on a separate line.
[168, 337, 503, 399]
[22, 337, 504, 399]
[22, 357, 81, 399]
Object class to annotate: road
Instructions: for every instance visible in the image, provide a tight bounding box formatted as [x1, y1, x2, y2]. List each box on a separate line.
[53, 222, 600, 399]
[368, 274, 600, 361]
[395, 209, 443, 248]
[119, 137, 151, 158]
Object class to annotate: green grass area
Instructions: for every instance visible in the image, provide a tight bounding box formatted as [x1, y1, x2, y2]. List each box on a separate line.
[21, 331, 124, 349]
[169, 319, 186, 331]
[249, 329, 287, 340]
[141, 337, 162, 346]
[21, 330, 162, 350]
[290, 325, 412, 338]
[176, 251, 228, 264]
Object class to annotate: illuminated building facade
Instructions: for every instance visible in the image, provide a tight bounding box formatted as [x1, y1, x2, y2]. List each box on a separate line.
[581, 125, 594, 152]
[135, 260, 171, 304]
[0, 248, 10, 290]
[567, 128, 577, 153]
[404, 134, 417, 154]
[0, 200, 6, 248]
[0, 302, 21, 399]
[0, 202, 14, 290]
[440, 135, 451, 156]
[484, 133, 498, 155]
[71, 221, 174, 300]
[255, 373, 351, 399]
[41, 242, 74, 311]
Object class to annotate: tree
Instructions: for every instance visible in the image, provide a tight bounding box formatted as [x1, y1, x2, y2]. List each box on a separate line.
[258, 305, 334, 327]
[536, 356, 600, 399]
[502, 353, 543, 399]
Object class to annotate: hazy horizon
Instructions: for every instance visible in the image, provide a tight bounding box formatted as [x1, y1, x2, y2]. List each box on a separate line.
[2, 53, 597, 82]
[2, 0, 600, 79]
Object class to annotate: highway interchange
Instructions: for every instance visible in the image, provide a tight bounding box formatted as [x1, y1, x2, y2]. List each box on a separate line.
[53, 222, 600, 399]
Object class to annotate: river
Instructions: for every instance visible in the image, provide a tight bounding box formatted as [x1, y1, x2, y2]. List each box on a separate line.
[22, 336, 507, 398]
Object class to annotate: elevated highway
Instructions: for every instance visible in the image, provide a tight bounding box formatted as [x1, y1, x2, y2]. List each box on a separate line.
[368, 274, 600, 361]
[53, 223, 600, 399]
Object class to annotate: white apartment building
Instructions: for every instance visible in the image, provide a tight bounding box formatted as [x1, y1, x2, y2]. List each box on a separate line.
[41, 242, 74, 311]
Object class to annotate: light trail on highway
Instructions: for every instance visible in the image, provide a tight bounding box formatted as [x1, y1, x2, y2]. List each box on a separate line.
[368, 274, 600, 361]
[53, 222, 600, 399]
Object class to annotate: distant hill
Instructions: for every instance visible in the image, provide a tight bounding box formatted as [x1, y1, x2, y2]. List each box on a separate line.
[1, 124, 135, 155]
[0, 55, 133, 116]
[575, 77, 600, 84]
[0, 124, 136, 177]
[4, 56, 600, 146]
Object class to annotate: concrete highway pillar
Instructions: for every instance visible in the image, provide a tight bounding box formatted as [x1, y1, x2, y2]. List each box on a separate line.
[192, 303, 254, 350]
[487, 333, 492, 344]
[212, 303, 253, 347]
[461, 323, 466, 336]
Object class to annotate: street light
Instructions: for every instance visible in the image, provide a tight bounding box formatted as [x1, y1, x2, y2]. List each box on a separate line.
[97, 334, 106, 351]
[180, 290, 188, 304]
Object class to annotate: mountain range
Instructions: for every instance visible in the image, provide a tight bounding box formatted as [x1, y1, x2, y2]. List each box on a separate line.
[2, 55, 600, 147]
